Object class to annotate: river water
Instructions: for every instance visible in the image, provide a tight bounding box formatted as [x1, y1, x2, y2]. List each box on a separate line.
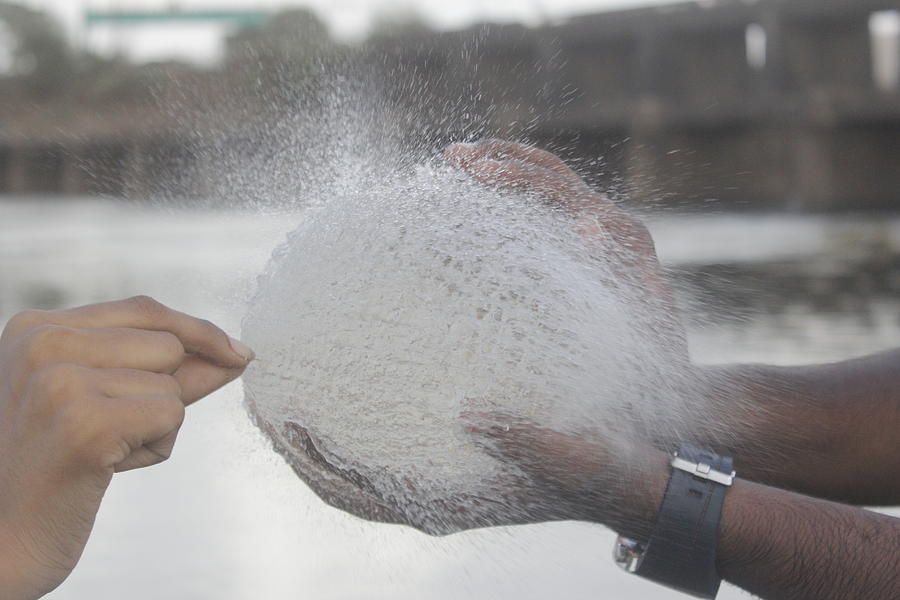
[1, 197, 897, 600]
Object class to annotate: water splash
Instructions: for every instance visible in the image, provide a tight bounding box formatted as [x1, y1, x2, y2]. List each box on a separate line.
[241, 146, 699, 533]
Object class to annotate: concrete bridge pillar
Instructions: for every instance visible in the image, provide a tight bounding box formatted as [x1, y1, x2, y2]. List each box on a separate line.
[756, 4, 787, 101]
[634, 22, 663, 97]
[59, 149, 86, 195]
[787, 128, 834, 210]
[121, 141, 149, 198]
[0, 148, 7, 193]
[783, 12, 874, 95]
[624, 97, 667, 204]
[6, 147, 29, 194]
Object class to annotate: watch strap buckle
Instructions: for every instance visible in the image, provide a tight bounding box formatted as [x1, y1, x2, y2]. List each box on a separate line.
[671, 453, 736, 486]
[613, 536, 645, 573]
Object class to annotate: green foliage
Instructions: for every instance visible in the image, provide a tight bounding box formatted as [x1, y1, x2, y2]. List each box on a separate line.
[0, 1, 71, 96]
[225, 8, 338, 68]
[369, 8, 433, 40]
[0, 3, 427, 105]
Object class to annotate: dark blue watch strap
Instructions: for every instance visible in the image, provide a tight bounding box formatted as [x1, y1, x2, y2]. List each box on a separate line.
[635, 445, 733, 599]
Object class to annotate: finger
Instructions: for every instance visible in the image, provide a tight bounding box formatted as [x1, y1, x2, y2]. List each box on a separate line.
[449, 153, 647, 259]
[102, 393, 185, 470]
[463, 410, 548, 467]
[463, 411, 604, 488]
[115, 428, 180, 473]
[89, 358, 240, 406]
[466, 158, 537, 192]
[470, 158, 605, 214]
[173, 354, 245, 405]
[4, 296, 252, 369]
[447, 139, 579, 180]
[465, 158, 575, 197]
[445, 143, 636, 228]
[461, 160, 664, 300]
[454, 143, 632, 222]
[94, 368, 182, 399]
[15, 326, 186, 375]
[462, 154, 645, 246]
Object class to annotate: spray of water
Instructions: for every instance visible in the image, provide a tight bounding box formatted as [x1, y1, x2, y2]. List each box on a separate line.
[240, 100, 708, 533]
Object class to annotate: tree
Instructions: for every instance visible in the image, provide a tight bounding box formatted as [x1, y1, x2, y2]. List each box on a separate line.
[224, 8, 337, 70]
[0, 2, 71, 97]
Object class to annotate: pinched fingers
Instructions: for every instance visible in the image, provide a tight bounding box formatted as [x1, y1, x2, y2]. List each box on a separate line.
[104, 393, 186, 472]
[8, 325, 186, 393]
[21, 365, 180, 427]
[20, 364, 185, 471]
[76, 364, 230, 414]
[444, 139, 581, 181]
[173, 354, 246, 405]
[2, 296, 254, 409]
[20, 350, 231, 408]
[92, 368, 182, 400]
[2, 296, 252, 369]
[56, 391, 185, 473]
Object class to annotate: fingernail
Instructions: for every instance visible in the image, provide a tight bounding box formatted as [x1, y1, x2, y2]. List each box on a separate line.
[228, 336, 256, 362]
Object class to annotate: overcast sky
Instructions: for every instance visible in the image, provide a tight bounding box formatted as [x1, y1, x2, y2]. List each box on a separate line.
[20, 0, 686, 64]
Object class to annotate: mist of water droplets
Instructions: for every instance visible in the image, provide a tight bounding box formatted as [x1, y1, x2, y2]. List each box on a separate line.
[241, 125, 703, 533]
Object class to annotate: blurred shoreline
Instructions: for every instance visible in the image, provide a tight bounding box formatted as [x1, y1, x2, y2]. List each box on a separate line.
[2, 0, 899, 211]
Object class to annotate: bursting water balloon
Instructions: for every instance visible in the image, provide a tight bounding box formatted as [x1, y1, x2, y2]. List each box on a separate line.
[242, 163, 692, 534]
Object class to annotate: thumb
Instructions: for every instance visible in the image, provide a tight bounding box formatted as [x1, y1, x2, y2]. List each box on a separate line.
[462, 411, 607, 490]
[173, 354, 247, 405]
[463, 411, 671, 533]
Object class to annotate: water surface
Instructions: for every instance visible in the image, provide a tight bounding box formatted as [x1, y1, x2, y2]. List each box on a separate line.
[1, 197, 897, 600]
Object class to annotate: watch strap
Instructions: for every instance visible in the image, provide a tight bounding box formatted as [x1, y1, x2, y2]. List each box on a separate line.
[635, 445, 733, 599]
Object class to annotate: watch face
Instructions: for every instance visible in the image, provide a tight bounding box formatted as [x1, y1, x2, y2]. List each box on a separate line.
[613, 536, 645, 574]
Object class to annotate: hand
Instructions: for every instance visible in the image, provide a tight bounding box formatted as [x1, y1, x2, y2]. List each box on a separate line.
[464, 411, 669, 539]
[469, 413, 900, 600]
[0, 296, 254, 599]
[446, 141, 682, 533]
[443, 139, 687, 358]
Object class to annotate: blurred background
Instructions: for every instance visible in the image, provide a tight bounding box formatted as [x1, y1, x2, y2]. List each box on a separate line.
[1, 1, 899, 599]
[1, 0, 899, 208]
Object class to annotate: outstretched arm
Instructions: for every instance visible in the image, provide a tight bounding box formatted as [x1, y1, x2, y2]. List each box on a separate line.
[447, 140, 900, 506]
[698, 351, 900, 505]
[467, 417, 900, 600]
[0, 297, 254, 599]
[719, 477, 900, 600]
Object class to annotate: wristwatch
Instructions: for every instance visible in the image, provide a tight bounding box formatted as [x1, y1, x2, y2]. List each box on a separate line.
[613, 445, 735, 599]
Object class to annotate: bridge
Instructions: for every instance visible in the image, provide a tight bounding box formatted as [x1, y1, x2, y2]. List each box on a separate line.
[376, 0, 900, 210]
[1, 0, 898, 210]
[83, 9, 269, 28]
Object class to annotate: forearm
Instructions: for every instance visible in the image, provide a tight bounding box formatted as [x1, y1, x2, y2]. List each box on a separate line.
[694, 349, 900, 504]
[601, 452, 899, 599]
[718, 478, 900, 599]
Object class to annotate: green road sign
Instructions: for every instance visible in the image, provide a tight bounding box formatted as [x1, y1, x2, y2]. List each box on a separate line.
[84, 9, 269, 29]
